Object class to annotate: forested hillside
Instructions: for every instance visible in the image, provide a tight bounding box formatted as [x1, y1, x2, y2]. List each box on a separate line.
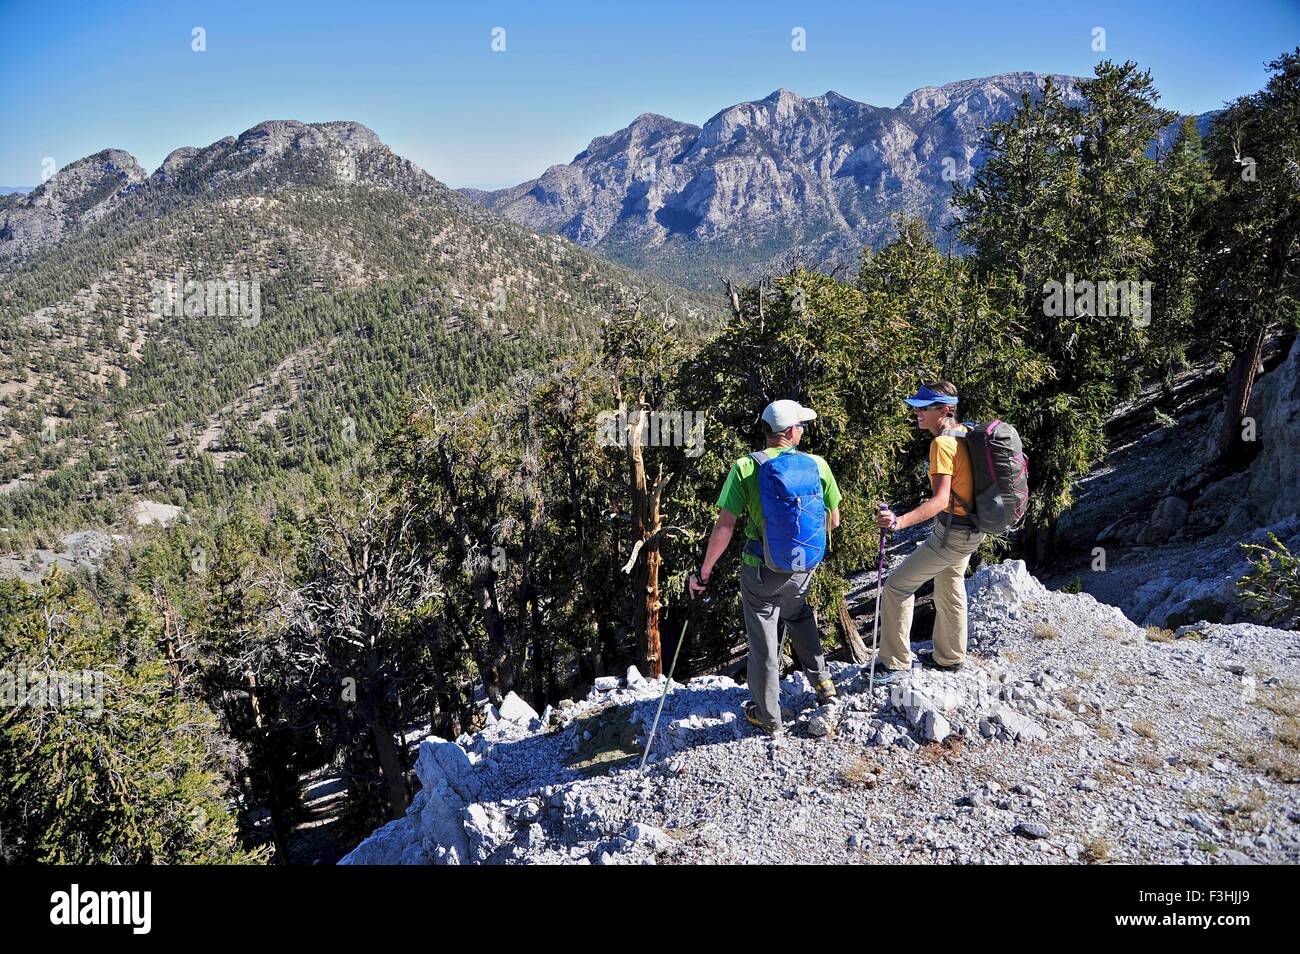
[0, 121, 712, 544]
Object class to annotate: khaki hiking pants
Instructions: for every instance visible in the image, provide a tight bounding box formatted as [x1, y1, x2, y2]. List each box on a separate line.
[877, 524, 984, 670]
[739, 561, 831, 729]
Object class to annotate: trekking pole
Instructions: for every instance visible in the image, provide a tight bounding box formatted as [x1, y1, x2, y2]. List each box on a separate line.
[638, 599, 694, 772]
[867, 503, 889, 701]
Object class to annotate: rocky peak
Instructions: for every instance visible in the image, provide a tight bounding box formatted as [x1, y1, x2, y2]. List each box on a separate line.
[468, 70, 1177, 287]
[28, 148, 146, 206]
[0, 148, 147, 258]
[574, 113, 699, 164]
[899, 72, 1086, 121]
[150, 146, 205, 186]
[695, 88, 820, 149]
[1, 120, 443, 261]
[234, 119, 384, 159]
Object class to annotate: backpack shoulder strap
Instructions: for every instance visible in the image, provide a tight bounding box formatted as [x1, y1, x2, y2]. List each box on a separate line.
[749, 450, 770, 467]
[936, 425, 972, 542]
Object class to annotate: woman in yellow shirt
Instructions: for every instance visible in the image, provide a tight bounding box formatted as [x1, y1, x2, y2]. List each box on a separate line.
[872, 381, 985, 679]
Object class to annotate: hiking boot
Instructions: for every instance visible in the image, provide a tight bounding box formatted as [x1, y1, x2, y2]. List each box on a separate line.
[919, 651, 964, 672]
[743, 702, 790, 735]
[866, 661, 904, 685]
[812, 677, 837, 706]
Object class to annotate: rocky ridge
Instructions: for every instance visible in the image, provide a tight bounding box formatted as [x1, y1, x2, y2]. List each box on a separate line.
[468, 73, 1213, 286]
[0, 150, 146, 257]
[0, 120, 459, 260]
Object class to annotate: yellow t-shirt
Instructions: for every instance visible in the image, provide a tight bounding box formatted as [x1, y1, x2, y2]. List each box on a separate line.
[929, 425, 975, 517]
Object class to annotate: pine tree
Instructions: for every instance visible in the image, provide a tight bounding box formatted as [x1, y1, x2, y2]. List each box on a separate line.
[1147, 116, 1220, 400]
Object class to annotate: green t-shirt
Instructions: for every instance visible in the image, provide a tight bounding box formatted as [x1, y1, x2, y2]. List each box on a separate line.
[716, 446, 843, 567]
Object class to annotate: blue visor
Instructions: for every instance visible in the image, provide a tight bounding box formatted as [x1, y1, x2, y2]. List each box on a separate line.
[904, 385, 959, 407]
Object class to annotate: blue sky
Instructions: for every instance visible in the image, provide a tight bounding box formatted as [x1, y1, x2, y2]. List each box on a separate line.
[2, 0, 1296, 189]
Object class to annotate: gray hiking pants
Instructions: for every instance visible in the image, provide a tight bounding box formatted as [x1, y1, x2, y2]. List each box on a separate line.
[739, 561, 831, 728]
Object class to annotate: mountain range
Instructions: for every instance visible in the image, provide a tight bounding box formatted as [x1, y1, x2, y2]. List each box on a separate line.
[464, 72, 1215, 287]
[0, 72, 1218, 537]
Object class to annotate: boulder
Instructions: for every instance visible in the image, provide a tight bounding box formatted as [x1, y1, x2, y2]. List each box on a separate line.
[920, 710, 951, 743]
[497, 691, 539, 724]
[966, 560, 1045, 608]
[1145, 496, 1190, 544]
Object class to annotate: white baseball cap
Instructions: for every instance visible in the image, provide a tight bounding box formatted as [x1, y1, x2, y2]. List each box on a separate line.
[762, 399, 817, 432]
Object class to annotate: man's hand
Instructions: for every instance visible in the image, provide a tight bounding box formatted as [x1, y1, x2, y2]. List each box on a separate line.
[691, 509, 736, 599]
[877, 508, 900, 531]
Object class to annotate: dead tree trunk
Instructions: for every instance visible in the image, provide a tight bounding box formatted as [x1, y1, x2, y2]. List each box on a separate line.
[368, 719, 409, 820]
[624, 402, 662, 677]
[618, 394, 678, 679]
[1216, 324, 1266, 465]
[836, 597, 868, 663]
[363, 650, 408, 820]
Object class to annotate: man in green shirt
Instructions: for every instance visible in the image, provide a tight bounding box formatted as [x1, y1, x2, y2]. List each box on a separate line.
[688, 400, 843, 734]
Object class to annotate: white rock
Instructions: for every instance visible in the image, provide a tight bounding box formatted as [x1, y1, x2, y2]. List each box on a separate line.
[464, 802, 513, 863]
[522, 823, 546, 851]
[497, 691, 539, 724]
[627, 822, 669, 850]
[921, 710, 951, 743]
[340, 737, 479, 865]
[989, 707, 1047, 742]
[966, 560, 1046, 607]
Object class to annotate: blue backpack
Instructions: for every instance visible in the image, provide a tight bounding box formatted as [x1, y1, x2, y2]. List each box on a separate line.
[746, 450, 827, 573]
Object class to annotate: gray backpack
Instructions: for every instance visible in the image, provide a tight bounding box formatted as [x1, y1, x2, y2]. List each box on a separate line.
[942, 420, 1029, 534]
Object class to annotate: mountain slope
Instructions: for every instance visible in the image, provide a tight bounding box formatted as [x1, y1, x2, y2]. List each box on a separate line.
[0, 120, 713, 538]
[468, 73, 1213, 287]
[341, 560, 1300, 865]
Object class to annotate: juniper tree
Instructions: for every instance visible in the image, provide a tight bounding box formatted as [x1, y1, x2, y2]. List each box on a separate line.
[1146, 116, 1221, 404]
[1200, 49, 1300, 465]
[955, 62, 1175, 563]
